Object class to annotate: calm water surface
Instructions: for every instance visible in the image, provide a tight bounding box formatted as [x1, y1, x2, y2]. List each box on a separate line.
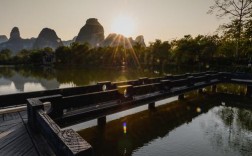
[77, 94, 252, 156]
[0, 66, 163, 95]
[0, 66, 250, 95]
[0, 66, 251, 155]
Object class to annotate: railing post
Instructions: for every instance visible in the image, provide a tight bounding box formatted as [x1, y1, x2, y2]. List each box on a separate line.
[198, 88, 203, 94]
[187, 76, 194, 87]
[161, 80, 172, 92]
[97, 81, 113, 91]
[27, 96, 93, 156]
[46, 95, 64, 118]
[117, 85, 133, 102]
[27, 98, 44, 132]
[178, 94, 185, 100]
[205, 74, 211, 83]
[139, 77, 149, 85]
[186, 73, 191, 77]
[27, 95, 63, 130]
[148, 102, 155, 110]
[246, 85, 252, 97]
[212, 85, 217, 93]
[97, 116, 106, 127]
[219, 72, 231, 82]
[165, 74, 173, 80]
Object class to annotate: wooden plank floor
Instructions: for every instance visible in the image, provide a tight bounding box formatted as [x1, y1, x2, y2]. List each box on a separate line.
[0, 110, 39, 156]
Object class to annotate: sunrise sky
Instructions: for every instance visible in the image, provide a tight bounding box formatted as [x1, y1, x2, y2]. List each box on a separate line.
[0, 0, 227, 43]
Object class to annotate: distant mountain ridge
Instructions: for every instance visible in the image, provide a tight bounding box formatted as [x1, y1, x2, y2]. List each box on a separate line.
[33, 28, 63, 50]
[0, 35, 8, 44]
[102, 33, 146, 48]
[75, 18, 104, 47]
[62, 36, 76, 46]
[0, 27, 35, 53]
[0, 18, 146, 53]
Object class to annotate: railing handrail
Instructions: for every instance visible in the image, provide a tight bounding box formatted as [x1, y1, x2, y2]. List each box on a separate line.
[2, 71, 252, 108]
[26, 71, 252, 156]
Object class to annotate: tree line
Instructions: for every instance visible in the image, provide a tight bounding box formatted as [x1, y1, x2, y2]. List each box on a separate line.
[0, 0, 252, 67]
[0, 33, 251, 67]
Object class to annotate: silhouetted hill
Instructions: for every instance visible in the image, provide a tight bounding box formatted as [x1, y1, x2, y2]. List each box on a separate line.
[135, 35, 146, 47]
[0, 27, 35, 53]
[62, 36, 76, 46]
[0, 35, 8, 44]
[102, 33, 146, 48]
[0, 18, 146, 52]
[33, 28, 63, 50]
[75, 18, 104, 47]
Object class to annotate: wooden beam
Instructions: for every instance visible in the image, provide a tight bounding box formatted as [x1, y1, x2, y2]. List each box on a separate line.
[36, 110, 92, 156]
[0, 105, 26, 115]
[27, 97, 93, 156]
[198, 88, 203, 94]
[148, 102, 155, 110]
[178, 94, 185, 100]
[212, 85, 217, 93]
[97, 116, 106, 127]
[246, 85, 252, 97]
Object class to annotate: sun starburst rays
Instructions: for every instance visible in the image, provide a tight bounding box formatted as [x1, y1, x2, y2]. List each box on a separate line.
[108, 34, 141, 68]
[108, 14, 140, 68]
[111, 15, 135, 37]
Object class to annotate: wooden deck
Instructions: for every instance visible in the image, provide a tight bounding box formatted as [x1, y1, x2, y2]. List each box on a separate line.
[1, 71, 252, 156]
[0, 108, 55, 156]
[0, 109, 39, 156]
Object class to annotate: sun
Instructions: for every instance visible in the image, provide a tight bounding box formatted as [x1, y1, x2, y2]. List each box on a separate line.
[111, 15, 135, 37]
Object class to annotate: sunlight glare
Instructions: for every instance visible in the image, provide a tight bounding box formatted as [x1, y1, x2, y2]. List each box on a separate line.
[111, 15, 135, 37]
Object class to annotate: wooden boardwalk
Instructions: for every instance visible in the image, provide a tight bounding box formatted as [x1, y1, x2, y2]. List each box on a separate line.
[0, 109, 39, 156]
[1, 71, 252, 156]
[0, 108, 55, 156]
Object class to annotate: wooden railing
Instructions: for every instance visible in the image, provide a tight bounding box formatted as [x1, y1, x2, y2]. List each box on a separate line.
[16, 71, 252, 155]
[27, 95, 92, 156]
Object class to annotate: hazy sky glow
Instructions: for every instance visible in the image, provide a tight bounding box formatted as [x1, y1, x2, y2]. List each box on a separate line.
[0, 0, 225, 43]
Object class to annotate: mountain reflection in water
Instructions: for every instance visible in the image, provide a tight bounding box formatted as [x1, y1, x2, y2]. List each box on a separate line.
[0, 66, 249, 95]
[78, 94, 252, 156]
[0, 66, 160, 94]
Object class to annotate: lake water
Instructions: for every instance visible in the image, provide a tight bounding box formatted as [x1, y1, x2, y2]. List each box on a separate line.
[77, 94, 252, 156]
[0, 66, 251, 155]
[0, 66, 162, 95]
[0, 65, 250, 95]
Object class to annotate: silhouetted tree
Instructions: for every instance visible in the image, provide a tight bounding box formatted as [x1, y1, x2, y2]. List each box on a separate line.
[149, 39, 171, 66]
[14, 49, 32, 64]
[208, 0, 252, 57]
[55, 46, 72, 64]
[0, 49, 12, 64]
[172, 35, 200, 64]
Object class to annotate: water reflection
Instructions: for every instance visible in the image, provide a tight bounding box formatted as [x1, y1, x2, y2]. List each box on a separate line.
[0, 66, 251, 95]
[78, 96, 214, 156]
[0, 66, 161, 94]
[217, 84, 247, 95]
[203, 103, 252, 156]
[77, 94, 252, 156]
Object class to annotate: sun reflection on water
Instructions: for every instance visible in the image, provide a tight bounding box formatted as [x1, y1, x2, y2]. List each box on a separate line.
[123, 122, 127, 134]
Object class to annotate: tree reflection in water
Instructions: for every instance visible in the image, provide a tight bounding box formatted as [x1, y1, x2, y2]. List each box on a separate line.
[78, 95, 216, 156]
[0, 66, 251, 155]
[202, 95, 252, 156]
[0, 66, 250, 94]
[76, 94, 252, 156]
[0, 66, 160, 90]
